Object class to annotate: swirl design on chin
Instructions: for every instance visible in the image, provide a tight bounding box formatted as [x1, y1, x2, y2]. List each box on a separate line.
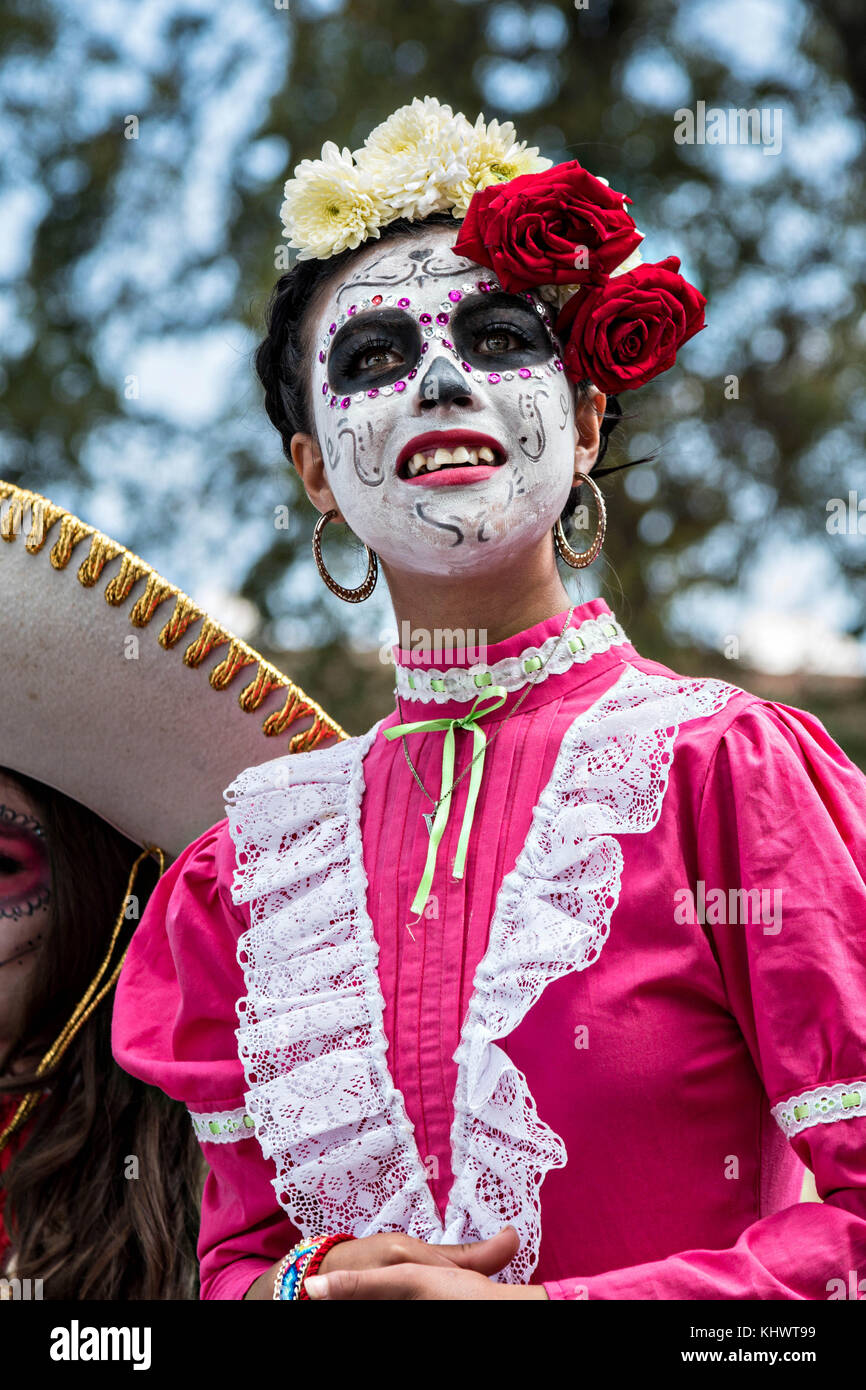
[414, 503, 465, 546]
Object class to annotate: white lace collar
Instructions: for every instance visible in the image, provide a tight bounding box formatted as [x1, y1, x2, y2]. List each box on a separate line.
[223, 664, 738, 1282]
[393, 610, 629, 704]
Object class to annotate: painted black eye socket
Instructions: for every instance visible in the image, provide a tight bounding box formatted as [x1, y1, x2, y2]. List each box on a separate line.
[452, 293, 555, 369]
[327, 310, 421, 392]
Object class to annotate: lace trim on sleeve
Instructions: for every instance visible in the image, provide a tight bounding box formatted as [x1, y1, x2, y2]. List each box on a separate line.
[189, 1105, 257, 1144]
[771, 1081, 866, 1138]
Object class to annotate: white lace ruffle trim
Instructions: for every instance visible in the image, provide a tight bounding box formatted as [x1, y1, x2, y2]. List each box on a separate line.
[771, 1080, 866, 1138]
[224, 664, 737, 1282]
[393, 612, 629, 704]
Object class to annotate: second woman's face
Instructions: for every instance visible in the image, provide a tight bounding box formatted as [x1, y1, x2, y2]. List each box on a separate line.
[305, 224, 581, 577]
[0, 774, 50, 1038]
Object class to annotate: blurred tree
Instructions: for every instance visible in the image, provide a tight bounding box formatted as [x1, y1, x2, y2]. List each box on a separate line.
[0, 0, 863, 751]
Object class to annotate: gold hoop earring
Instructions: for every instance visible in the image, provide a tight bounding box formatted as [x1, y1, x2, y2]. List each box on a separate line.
[553, 471, 607, 569]
[312, 508, 378, 602]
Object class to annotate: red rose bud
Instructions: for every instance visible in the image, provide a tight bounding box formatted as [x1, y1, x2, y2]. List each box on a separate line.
[556, 256, 706, 393]
[452, 160, 643, 294]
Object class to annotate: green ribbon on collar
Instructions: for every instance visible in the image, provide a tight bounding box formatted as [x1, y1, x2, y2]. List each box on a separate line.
[383, 686, 508, 919]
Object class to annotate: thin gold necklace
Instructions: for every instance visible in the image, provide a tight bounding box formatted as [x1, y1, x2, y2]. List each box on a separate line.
[395, 604, 576, 830]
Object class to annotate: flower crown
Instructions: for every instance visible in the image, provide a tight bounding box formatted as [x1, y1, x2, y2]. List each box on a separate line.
[280, 96, 706, 393]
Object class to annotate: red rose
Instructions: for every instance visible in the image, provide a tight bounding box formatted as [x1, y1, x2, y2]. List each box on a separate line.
[452, 160, 643, 293]
[555, 256, 706, 392]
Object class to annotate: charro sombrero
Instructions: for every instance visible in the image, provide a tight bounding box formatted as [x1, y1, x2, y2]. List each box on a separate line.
[0, 478, 346, 860]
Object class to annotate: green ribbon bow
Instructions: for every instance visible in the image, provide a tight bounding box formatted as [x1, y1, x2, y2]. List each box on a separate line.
[383, 686, 508, 921]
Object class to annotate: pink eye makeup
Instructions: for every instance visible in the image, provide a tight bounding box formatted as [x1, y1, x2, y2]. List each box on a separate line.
[0, 805, 50, 924]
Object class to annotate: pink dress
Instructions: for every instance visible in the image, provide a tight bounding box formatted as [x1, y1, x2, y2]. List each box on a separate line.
[111, 597, 866, 1299]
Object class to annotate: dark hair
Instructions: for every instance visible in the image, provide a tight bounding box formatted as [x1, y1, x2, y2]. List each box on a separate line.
[0, 767, 204, 1300]
[254, 211, 629, 532]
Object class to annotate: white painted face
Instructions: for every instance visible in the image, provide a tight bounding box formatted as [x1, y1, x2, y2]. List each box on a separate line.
[306, 223, 580, 577]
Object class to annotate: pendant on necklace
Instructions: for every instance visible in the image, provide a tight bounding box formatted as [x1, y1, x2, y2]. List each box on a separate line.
[422, 811, 435, 836]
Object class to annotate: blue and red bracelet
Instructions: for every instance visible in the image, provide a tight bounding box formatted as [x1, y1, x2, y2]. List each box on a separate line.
[273, 1233, 355, 1301]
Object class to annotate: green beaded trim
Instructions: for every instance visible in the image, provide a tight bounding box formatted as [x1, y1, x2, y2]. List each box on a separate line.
[189, 1105, 256, 1144]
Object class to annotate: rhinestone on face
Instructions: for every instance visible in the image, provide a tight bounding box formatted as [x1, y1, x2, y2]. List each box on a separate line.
[371, 294, 383, 305]
[504, 371, 514, 380]
[329, 323, 336, 334]
[472, 371, 483, 381]
[347, 305, 357, 316]
[518, 368, 532, 378]
[554, 359, 564, 371]
[461, 360, 472, 372]
[318, 351, 325, 363]
[448, 290, 462, 302]
[419, 313, 431, 323]
[408, 368, 417, 379]
[321, 382, 328, 394]
[487, 372, 501, 384]
[329, 395, 337, 406]
[394, 381, 406, 393]
[398, 297, 410, 307]
[367, 388, 379, 398]
[340, 396, 350, 408]
[436, 312, 449, 324]
[382, 385, 393, 395]
[442, 338, 453, 349]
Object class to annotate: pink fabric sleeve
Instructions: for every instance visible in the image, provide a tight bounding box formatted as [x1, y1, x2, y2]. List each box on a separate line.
[545, 700, 866, 1300]
[111, 817, 301, 1300]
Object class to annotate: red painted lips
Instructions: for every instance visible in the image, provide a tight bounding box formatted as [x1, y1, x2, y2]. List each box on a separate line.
[395, 429, 506, 481]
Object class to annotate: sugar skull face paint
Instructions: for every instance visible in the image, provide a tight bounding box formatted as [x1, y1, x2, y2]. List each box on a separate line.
[0, 784, 49, 979]
[305, 224, 583, 577]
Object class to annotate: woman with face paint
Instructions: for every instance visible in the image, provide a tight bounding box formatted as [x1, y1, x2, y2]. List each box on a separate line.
[0, 477, 341, 1298]
[0, 768, 204, 1299]
[114, 99, 866, 1302]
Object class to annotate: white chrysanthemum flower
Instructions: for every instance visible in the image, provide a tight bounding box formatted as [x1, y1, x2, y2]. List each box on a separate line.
[279, 141, 386, 260]
[446, 114, 553, 217]
[353, 96, 474, 221]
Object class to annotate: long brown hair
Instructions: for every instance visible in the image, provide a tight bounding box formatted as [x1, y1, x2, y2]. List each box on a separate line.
[0, 767, 204, 1299]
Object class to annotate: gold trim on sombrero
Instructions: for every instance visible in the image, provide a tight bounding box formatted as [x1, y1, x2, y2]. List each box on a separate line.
[0, 480, 347, 754]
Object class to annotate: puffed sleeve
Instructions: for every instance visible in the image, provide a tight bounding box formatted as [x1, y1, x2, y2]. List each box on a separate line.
[545, 698, 866, 1300]
[111, 816, 301, 1300]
